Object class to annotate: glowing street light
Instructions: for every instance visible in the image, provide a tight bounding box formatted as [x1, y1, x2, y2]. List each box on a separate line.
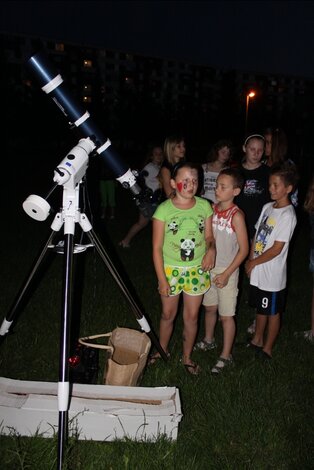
[245, 91, 256, 136]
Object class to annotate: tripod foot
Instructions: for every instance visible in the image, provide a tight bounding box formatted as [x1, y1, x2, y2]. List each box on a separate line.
[0, 318, 13, 337]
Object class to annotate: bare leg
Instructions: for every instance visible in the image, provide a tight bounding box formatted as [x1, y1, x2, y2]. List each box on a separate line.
[120, 213, 150, 246]
[182, 293, 203, 365]
[251, 313, 267, 347]
[204, 305, 218, 341]
[263, 313, 280, 357]
[158, 294, 181, 353]
[220, 316, 236, 359]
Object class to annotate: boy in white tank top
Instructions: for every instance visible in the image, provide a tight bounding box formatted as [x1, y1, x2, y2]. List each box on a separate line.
[195, 168, 249, 374]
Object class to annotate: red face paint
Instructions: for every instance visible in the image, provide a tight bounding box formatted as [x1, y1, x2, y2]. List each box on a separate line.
[177, 181, 183, 192]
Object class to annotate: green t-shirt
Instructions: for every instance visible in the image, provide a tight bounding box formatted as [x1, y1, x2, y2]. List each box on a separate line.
[153, 196, 213, 266]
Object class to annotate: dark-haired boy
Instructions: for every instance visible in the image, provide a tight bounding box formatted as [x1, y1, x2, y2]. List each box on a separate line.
[195, 168, 249, 373]
[245, 162, 298, 359]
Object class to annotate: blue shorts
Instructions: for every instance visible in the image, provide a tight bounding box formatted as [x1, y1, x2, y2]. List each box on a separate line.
[249, 285, 286, 315]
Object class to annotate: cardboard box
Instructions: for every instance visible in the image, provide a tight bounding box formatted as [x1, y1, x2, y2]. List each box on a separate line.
[0, 377, 182, 441]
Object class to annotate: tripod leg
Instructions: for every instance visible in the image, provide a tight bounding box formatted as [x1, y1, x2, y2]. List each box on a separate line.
[57, 233, 74, 470]
[86, 228, 168, 361]
[0, 230, 56, 338]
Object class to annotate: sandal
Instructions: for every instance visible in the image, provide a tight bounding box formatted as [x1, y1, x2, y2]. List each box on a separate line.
[147, 351, 170, 366]
[294, 330, 314, 343]
[182, 361, 201, 376]
[255, 349, 272, 361]
[193, 338, 217, 351]
[246, 341, 263, 351]
[247, 320, 256, 335]
[211, 356, 233, 374]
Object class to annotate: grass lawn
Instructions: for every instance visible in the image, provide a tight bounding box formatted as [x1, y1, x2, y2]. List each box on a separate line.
[0, 181, 313, 469]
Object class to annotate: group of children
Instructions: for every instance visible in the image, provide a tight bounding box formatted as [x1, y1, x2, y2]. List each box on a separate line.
[149, 132, 304, 375]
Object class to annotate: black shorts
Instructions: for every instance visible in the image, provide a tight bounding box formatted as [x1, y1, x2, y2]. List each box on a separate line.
[249, 285, 286, 315]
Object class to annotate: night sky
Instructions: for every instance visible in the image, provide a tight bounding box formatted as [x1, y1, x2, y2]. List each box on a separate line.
[2, 0, 314, 78]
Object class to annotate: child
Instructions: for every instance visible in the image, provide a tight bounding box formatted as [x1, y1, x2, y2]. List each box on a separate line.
[235, 133, 271, 335]
[194, 168, 249, 374]
[245, 162, 298, 359]
[150, 161, 216, 375]
[235, 134, 270, 241]
[263, 127, 298, 207]
[201, 139, 233, 203]
[294, 175, 314, 342]
[119, 145, 163, 248]
[159, 135, 186, 200]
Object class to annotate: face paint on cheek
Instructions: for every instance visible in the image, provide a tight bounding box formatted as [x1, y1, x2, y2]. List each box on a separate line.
[177, 182, 183, 192]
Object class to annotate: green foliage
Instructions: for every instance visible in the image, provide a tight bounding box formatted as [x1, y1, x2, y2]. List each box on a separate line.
[0, 187, 313, 468]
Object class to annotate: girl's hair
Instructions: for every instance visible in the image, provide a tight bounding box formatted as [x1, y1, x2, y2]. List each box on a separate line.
[142, 145, 163, 167]
[264, 127, 273, 136]
[304, 176, 314, 213]
[163, 135, 185, 166]
[171, 161, 199, 179]
[207, 139, 233, 162]
[269, 128, 288, 165]
[243, 134, 265, 147]
[270, 161, 299, 192]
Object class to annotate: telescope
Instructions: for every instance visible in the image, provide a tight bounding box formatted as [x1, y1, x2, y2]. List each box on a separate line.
[28, 52, 141, 196]
[0, 52, 167, 470]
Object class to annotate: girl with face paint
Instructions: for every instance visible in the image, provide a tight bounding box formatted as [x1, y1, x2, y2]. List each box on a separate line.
[149, 162, 216, 375]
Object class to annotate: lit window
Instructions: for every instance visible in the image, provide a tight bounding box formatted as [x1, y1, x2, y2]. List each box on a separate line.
[55, 43, 64, 52]
[83, 60, 93, 68]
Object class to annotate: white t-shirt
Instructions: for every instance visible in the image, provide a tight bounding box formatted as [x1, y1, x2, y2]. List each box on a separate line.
[142, 162, 161, 192]
[250, 202, 297, 291]
[202, 164, 219, 203]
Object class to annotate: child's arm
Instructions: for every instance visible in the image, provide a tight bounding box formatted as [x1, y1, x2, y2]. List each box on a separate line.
[248, 234, 256, 260]
[201, 214, 216, 272]
[160, 167, 174, 199]
[152, 218, 171, 296]
[245, 240, 285, 276]
[213, 210, 249, 288]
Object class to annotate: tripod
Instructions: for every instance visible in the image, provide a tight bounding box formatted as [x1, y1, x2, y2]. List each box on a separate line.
[0, 138, 167, 470]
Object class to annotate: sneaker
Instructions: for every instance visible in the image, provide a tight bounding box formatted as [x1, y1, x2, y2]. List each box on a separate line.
[211, 356, 234, 374]
[247, 320, 256, 335]
[294, 330, 314, 343]
[194, 338, 217, 351]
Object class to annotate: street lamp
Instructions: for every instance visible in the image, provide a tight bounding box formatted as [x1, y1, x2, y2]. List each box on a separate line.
[245, 91, 256, 136]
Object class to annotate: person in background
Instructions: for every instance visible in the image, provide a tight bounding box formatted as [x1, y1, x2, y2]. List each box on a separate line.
[263, 127, 288, 167]
[245, 162, 298, 359]
[201, 139, 233, 204]
[235, 134, 271, 336]
[194, 168, 248, 374]
[150, 162, 215, 375]
[294, 175, 314, 342]
[263, 127, 298, 207]
[99, 163, 116, 220]
[159, 135, 186, 199]
[119, 145, 163, 248]
[235, 134, 270, 241]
